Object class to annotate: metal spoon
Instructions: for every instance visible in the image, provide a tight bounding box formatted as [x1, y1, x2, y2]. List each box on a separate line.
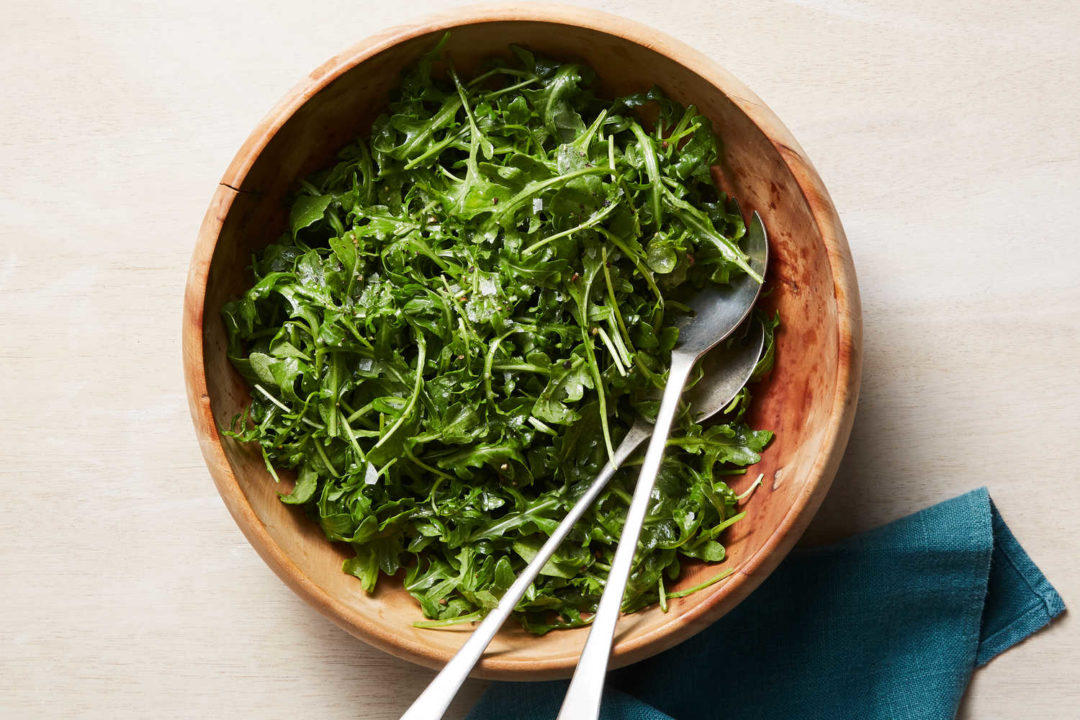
[401, 212, 768, 720]
[556, 212, 768, 719]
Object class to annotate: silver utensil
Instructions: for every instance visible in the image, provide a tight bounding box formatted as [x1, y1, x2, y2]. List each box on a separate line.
[556, 212, 768, 719]
[402, 213, 768, 720]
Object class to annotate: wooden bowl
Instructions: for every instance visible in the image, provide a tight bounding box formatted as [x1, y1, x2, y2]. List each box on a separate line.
[183, 5, 861, 680]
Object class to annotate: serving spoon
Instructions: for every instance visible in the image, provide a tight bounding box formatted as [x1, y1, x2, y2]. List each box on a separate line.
[556, 212, 768, 719]
[402, 212, 768, 720]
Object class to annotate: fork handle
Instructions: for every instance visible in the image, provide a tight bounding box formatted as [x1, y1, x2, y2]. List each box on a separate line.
[556, 351, 695, 720]
[400, 421, 652, 720]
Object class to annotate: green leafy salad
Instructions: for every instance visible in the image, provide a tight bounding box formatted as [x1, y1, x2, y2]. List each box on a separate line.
[222, 37, 777, 633]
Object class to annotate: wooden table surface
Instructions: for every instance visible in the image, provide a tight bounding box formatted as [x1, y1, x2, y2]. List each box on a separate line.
[2, 1, 1077, 717]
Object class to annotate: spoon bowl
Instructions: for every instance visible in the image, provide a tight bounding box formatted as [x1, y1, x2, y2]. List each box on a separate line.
[688, 318, 766, 421]
[678, 211, 769, 353]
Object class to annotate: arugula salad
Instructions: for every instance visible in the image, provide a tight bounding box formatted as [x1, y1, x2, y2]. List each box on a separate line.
[222, 38, 776, 633]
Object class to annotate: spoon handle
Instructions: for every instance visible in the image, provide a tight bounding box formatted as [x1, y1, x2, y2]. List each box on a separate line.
[400, 421, 652, 720]
[556, 351, 696, 720]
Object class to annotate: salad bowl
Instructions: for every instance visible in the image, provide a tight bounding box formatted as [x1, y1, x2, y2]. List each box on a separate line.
[182, 4, 861, 679]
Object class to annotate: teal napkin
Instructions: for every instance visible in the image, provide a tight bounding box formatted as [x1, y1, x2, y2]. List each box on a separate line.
[468, 488, 1064, 720]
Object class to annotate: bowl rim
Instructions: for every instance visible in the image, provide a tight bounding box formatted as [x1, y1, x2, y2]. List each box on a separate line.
[182, 3, 862, 679]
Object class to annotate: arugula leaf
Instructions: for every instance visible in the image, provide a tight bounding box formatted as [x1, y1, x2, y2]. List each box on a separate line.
[289, 194, 332, 237]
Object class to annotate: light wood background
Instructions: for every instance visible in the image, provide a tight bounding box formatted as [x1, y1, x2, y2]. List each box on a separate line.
[2, 1, 1076, 718]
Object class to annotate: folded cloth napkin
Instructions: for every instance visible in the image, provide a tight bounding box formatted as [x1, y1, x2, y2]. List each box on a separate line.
[468, 488, 1064, 720]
